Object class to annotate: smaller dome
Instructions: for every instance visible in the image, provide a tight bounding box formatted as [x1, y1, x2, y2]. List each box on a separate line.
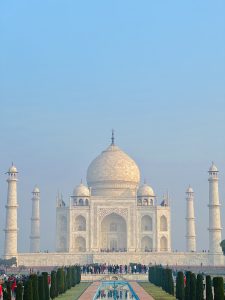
[137, 183, 155, 197]
[73, 183, 90, 197]
[33, 186, 40, 193]
[8, 165, 17, 173]
[186, 185, 194, 193]
[209, 162, 218, 172]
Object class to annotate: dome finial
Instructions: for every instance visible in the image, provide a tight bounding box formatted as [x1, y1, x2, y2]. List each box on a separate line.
[111, 129, 115, 145]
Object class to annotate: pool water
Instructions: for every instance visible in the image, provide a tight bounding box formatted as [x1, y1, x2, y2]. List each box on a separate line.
[93, 281, 139, 300]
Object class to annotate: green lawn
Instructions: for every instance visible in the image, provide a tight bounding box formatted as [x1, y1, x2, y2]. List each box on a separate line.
[139, 282, 176, 300]
[57, 282, 91, 300]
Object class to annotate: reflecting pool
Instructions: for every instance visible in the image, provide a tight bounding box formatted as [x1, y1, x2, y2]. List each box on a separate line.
[93, 281, 139, 300]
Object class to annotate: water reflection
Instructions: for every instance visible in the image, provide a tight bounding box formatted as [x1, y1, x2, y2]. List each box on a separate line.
[94, 281, 139, 300]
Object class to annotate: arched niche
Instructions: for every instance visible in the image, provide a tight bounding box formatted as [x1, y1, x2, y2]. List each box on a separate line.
[141, 215, 153, 231]
[160, 215, 168, 231]
[75, 215, 86, 231]
[101, 213, 127, 252]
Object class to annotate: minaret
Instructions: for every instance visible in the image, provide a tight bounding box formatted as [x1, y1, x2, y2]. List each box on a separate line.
[208, 162, 222, 254]
[4, 164, 19, 258]
[185, 186, 196, 252]
[30, 186, 40, 253]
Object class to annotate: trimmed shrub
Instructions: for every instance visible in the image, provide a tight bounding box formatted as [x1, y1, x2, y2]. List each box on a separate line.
[23, 279, 33, 300]
[50, 271, 56, 299]
[185, 271, 191, 300]
[71, 266, 76, 287]
[196, 274, 204, 300]
[176, 271, 185, 300]
[167, 268, 174, 295]
[148, 265, 174, 295]
[56, 268, 60, 295]
[38, 275, 45, 300]
[57, 268, 65, 294]
[206, 275, 213, 300]
[64, 269, 67, 293]
[30, 274, 39, 300]
[190, 273, 196, 300]
[213, 277, 224, 300]
[42, 272, 50, 300]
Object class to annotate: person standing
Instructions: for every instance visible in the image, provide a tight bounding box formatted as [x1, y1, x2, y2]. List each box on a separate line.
[0, 284, 3, 300]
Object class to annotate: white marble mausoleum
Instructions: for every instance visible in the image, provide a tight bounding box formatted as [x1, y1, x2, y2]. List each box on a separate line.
[56, 134, 170, 254]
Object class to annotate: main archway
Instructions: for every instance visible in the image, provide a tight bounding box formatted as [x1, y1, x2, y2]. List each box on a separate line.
[100, 213, 127, 252]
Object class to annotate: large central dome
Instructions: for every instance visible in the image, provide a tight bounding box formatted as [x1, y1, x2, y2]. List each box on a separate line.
[86, 141, 140, 194]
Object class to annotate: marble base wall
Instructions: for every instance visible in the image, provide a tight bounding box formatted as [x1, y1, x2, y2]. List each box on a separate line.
[16, 251, 224, 267]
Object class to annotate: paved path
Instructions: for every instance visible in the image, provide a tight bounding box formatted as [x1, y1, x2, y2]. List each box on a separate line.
[78, 281, 100, 299]
[130, 282, 155, 300]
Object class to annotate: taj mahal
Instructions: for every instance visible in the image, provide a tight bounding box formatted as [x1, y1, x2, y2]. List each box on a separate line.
[2, 133, 224, 267]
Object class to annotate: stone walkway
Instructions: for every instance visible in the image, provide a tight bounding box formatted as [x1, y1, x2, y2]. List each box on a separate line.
[130, 282, 154, 300]
[78, 281, 100, 299]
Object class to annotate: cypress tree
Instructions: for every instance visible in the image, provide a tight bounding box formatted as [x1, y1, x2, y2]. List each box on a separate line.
[50, 271, 56, 299]
[42, 272, 50, 300]
[213, 277, 224, 300]
[69, 267, 72, 288]
[190, 273, 196, 300]
[163, 268, 168, 292]
[63, 269, 67, 293]
[176, 271, 185, 300]
[56, 268, 61, 295]
[23, 279, 33, 300]
[77, 266, 81, 284]
[74, 267, 78, 285]
[30, 274, 39, 300]
[206, 275, 213, 300]
[38, 275, 45, 300]
[58, 268, 65, 294]
[167, 268, 174, 295]
[71, 266, 76, 287]
[196, 274, 204, 300]
[66, 267, 71, 290]
[185, 271, 191, 300]
[15, 281, 23, 300]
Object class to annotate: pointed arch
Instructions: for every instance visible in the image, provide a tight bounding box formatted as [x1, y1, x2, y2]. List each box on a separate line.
[101, 213, 127, 251]
[160, 215, 168, 231]
[75, 215, 86, 231]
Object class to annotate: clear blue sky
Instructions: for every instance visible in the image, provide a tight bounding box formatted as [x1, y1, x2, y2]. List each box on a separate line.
[0, 1, 225, 254]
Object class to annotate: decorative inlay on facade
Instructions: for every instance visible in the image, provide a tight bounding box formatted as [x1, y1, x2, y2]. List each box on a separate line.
[99, 207, 128, 221]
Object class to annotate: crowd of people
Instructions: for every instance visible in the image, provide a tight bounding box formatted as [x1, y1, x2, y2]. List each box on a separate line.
[100, 248, 127, 252]
[96, 288, 133, 299]
[0, 274, 25, 300]
[81, 263, 148, 274]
